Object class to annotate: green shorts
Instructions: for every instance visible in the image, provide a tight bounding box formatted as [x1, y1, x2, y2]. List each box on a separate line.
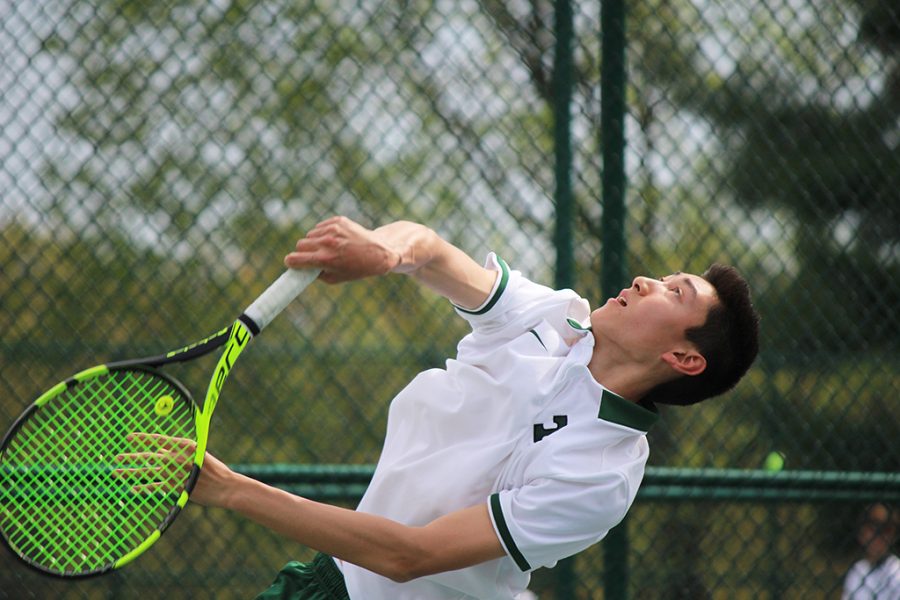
[255, 553, 350, 600]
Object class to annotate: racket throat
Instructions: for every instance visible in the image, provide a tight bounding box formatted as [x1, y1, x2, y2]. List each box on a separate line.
[237, 313, 261, 337]
[197, 319, 252, 428]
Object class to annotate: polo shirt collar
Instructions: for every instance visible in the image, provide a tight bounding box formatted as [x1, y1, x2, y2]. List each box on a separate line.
[598, 389, 659, 432]
[566, 317, 591, 332]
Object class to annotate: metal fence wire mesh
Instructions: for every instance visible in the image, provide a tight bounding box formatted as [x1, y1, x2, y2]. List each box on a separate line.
[1, 0, 898, 598]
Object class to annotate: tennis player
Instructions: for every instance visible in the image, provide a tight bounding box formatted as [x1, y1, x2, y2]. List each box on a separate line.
[190, 215, 760, 599]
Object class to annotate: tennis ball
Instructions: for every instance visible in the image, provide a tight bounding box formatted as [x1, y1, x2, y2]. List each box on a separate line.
[154, 395, 175, 416]
[764, 451, 785, 472]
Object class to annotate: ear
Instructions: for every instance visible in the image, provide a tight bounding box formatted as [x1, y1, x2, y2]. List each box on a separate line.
[661, 349, 707, 376]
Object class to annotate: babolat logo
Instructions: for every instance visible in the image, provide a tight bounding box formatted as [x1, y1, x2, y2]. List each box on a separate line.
[206, 322, 251, 413]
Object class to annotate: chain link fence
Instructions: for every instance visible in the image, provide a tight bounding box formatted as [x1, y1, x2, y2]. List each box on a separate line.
[1, 0, 898, 598]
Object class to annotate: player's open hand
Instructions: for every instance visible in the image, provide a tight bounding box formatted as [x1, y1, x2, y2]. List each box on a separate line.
[284, 216, 401, 284]
[114, 432, 240, 509]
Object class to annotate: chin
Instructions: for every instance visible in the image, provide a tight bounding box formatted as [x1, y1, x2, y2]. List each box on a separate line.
[588, 308, 607, 331]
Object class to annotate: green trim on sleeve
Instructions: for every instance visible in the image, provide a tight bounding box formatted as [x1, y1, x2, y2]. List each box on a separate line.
[597, 390, 659, 432]
[490, 493, 531, 572]
[455, 257, 510, 316]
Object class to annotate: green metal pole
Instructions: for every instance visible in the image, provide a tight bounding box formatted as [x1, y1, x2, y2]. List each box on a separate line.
[553, 0, 574, 292]
[553, 0, 577, 597]
[601, 1, 629, 599]
[604, 518, 630, 600]
[600, 0, 628, 296]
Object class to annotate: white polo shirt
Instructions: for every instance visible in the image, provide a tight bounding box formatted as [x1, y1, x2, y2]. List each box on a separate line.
[340, 254, 658, 600]
[842, 555, 900, 599]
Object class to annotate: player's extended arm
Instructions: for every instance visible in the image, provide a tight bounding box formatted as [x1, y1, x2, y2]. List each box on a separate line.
[284, 216, 498, 310]
[192, 451, 506, 582]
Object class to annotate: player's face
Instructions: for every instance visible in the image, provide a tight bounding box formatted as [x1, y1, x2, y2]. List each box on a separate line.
[590, 272, 718, 361]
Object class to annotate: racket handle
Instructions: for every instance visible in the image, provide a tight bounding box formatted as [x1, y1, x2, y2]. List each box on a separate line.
[242, 269, 320, 333]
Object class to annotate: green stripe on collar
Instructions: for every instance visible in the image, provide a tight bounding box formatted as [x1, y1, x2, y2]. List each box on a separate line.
[455, 257, 510, 316]
[598, 390, 658, 432]
[566, 317, 591, 331]
[490, 493, 531, 572]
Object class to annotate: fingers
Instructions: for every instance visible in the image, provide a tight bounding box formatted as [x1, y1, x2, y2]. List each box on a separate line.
[286, 216, 366, 258]
[114, 433, 196, 494]
[314, 215, 355, 231]
[114, 451, 166, 465]
[127, 481, 169, 495]
[120, 434, 196, 466]
[284, 219, 350, 270]
[300, 216, 357, 245]
[294, 235, 338, 252]
[113, 477, 181, 496]
[125, 432, 196, 453]
[284, 216, 395, 283]
[284, 250, 331, 271]
[285, 232, 334, 270]
[111, 462, 164, 485]
[305, 217, 346, 238]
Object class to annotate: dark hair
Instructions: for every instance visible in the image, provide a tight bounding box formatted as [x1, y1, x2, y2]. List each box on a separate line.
[859, 503, 898, 535]
[642, 263, 760, 407]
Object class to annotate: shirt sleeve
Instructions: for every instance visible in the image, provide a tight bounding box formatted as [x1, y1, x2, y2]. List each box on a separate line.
[486, 420, 651, 572]
[451, 253, 514, 322]
[452, 253, 590, 335]
[487, 473, 632, 572]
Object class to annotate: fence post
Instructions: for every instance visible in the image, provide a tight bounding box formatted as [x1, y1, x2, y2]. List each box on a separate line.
[604, 518, 630, 600]
[553, 0, 574, 292]
[601, 0, 629, 598]
[552, 0, 577, 596]
[601, 0, 628, 296]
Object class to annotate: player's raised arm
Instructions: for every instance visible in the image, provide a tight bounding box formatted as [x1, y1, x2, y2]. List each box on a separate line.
[284, 216, 497, 311]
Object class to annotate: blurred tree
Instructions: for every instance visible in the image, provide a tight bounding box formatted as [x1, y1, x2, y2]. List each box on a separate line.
[19, 0, 567, 465]
[627, 0, 900, 353]
[35, 0, 566, 272]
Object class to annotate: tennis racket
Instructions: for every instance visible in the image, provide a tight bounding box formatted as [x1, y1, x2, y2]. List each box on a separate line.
[0, 267, 320, 578]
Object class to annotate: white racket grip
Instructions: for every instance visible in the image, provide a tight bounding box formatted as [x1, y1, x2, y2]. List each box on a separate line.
[242, 269, 320, 332]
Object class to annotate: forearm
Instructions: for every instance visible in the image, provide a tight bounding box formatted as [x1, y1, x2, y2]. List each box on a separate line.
[373, 221, 497, 309]
[224, 473, 419, 580]
[222, 473, 501, 582]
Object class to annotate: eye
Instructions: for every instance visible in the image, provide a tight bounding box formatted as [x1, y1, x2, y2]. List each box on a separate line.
[659, 276, 681, 296]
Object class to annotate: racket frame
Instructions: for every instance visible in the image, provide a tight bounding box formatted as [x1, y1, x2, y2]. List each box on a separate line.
[0, 268, 318, 578]
[0, 339, 221, 578]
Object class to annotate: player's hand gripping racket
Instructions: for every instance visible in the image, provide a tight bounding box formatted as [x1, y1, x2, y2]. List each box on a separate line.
[0, 268, 319, 577]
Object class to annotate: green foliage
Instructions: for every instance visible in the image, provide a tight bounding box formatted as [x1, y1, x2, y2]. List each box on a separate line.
[0, 222, 465, 461]
[3, 0, 899, 597]
[628, 0, 900, 352]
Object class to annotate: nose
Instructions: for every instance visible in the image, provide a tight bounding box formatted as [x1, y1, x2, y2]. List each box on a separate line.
[632, 276, 656, 296]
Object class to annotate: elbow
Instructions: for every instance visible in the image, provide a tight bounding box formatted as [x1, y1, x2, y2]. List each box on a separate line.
[378, 538, 439, 583]
[381, 553, 431, 583]
[384, 568, 416, 584]
[378, 562, 417, 584]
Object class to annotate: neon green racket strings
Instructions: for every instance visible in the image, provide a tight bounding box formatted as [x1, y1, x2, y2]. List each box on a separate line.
[0, 369, 196, 575]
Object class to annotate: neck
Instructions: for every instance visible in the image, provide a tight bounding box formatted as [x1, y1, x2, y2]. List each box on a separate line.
[587, 335, 669, 403]
[864, 549, 889, 565]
